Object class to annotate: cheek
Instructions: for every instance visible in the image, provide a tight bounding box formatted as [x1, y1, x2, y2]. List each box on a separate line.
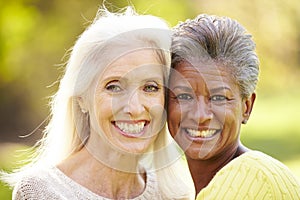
[214, 104, 241, 130]
[147, 94, 165, 118]
[144, 94, 165, 135]
[94, 95, 113, 123]
[167, 102, 182, 135]
[212, 105, 227, 124]
[169, 102, 190, 118]
[227, 103, 244, 122]
[156, 93, 165, 106]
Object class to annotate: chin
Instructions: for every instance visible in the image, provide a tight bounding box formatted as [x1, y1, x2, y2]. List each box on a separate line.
[121, 141, 154, 155]
[184, 145, 217, 160]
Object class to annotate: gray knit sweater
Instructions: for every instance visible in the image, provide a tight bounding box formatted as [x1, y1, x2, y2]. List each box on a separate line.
[13, 167, 163, 200]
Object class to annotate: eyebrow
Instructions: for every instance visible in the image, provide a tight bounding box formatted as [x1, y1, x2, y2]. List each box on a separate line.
[101, 76, 124, 83]
[172, 86, 231, 93]
[210, 86, 232, 93]
[101, 76, 164, 84]
[171, 86, 193, 92]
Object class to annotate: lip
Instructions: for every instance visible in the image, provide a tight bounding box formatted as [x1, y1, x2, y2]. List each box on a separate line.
[112, 120, 149, 138]
[182, 127, 221, 142]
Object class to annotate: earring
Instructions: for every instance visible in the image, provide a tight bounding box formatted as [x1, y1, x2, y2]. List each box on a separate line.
[81, 109, 87, 114]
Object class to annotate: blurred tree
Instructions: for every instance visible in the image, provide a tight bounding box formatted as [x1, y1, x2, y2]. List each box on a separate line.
[0, 0, 101, 144]
[0, 0, 299, 152]
[1, 0, 300, 198]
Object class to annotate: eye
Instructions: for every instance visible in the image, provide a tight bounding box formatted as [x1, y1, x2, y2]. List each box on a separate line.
[176, 93, 193, 100]
[210, 95, 227, 101]
[105, 82, 122, 93]
[143, 83, 160, 92]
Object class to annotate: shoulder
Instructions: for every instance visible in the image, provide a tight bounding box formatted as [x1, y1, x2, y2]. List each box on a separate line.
[196, 151, 300, 200]
[12, 167, 61, 200]
[238, 151, 300, 185]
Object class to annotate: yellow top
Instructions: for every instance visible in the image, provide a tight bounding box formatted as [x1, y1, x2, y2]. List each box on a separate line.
[196, 151, 300, 200]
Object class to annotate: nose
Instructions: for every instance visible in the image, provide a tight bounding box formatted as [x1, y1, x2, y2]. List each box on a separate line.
[188, 96, 213, 124]
[123, 90, 145, 116]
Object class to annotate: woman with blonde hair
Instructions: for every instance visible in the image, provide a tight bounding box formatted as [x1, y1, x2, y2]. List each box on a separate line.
[2, 7, 194, 199]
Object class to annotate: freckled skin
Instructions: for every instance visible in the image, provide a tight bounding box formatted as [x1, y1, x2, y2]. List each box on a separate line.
[167, 61, 255, 193]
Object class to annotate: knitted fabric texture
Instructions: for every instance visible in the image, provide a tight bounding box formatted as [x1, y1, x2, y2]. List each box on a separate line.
[13, 166, 163, 200]
[196, 151, 300, 200]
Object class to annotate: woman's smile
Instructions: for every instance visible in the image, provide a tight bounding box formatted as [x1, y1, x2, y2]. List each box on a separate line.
[184, 128, 219, 139]
[113, 120, 149, 138]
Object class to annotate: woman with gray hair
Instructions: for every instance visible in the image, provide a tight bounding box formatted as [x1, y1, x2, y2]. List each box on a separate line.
[1, 7, 194, 200]
[168, 14, 300, 199]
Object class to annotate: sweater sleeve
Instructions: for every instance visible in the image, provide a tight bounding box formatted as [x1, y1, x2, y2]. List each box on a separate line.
[196, 151, 300, 200]
[12, 175, 56, 200]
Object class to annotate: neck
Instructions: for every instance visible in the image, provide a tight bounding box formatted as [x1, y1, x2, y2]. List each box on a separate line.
[85, 128, 143, 173]
[58, 147, 146, 199]
[187, 144, 248, 195]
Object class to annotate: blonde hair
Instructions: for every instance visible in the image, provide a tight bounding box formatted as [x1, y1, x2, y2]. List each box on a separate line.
[2, 6, 194, 199]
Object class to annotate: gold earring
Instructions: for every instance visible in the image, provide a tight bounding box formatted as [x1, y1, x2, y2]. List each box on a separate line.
[81, 109, 87, 113]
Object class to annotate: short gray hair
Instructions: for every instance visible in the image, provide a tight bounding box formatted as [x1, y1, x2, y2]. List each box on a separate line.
[171, 14, 259, 98]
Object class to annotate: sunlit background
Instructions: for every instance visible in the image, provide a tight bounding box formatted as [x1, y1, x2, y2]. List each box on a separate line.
[1, 0, 299, 198]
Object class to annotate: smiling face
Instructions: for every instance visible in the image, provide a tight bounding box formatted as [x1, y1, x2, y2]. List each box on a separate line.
[167, 61, 253, 160]
[90, 49, 166, 154]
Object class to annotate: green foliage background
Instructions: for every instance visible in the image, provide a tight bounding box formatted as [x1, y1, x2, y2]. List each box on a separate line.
[1, 0, 300, 198]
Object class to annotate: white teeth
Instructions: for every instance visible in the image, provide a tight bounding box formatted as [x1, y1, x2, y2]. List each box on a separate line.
[115, 121, 145, 134]
[186, 129, 216, 138]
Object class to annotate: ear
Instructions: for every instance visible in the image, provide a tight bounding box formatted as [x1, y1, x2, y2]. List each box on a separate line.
[242, 93, 256, 124]
[77, 97, 88, 113]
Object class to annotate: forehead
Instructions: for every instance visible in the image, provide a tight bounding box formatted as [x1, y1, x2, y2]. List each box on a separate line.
[100, 49, 165, 81]
[173, 60, 229, 76]
[170, 60, 236, 88]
